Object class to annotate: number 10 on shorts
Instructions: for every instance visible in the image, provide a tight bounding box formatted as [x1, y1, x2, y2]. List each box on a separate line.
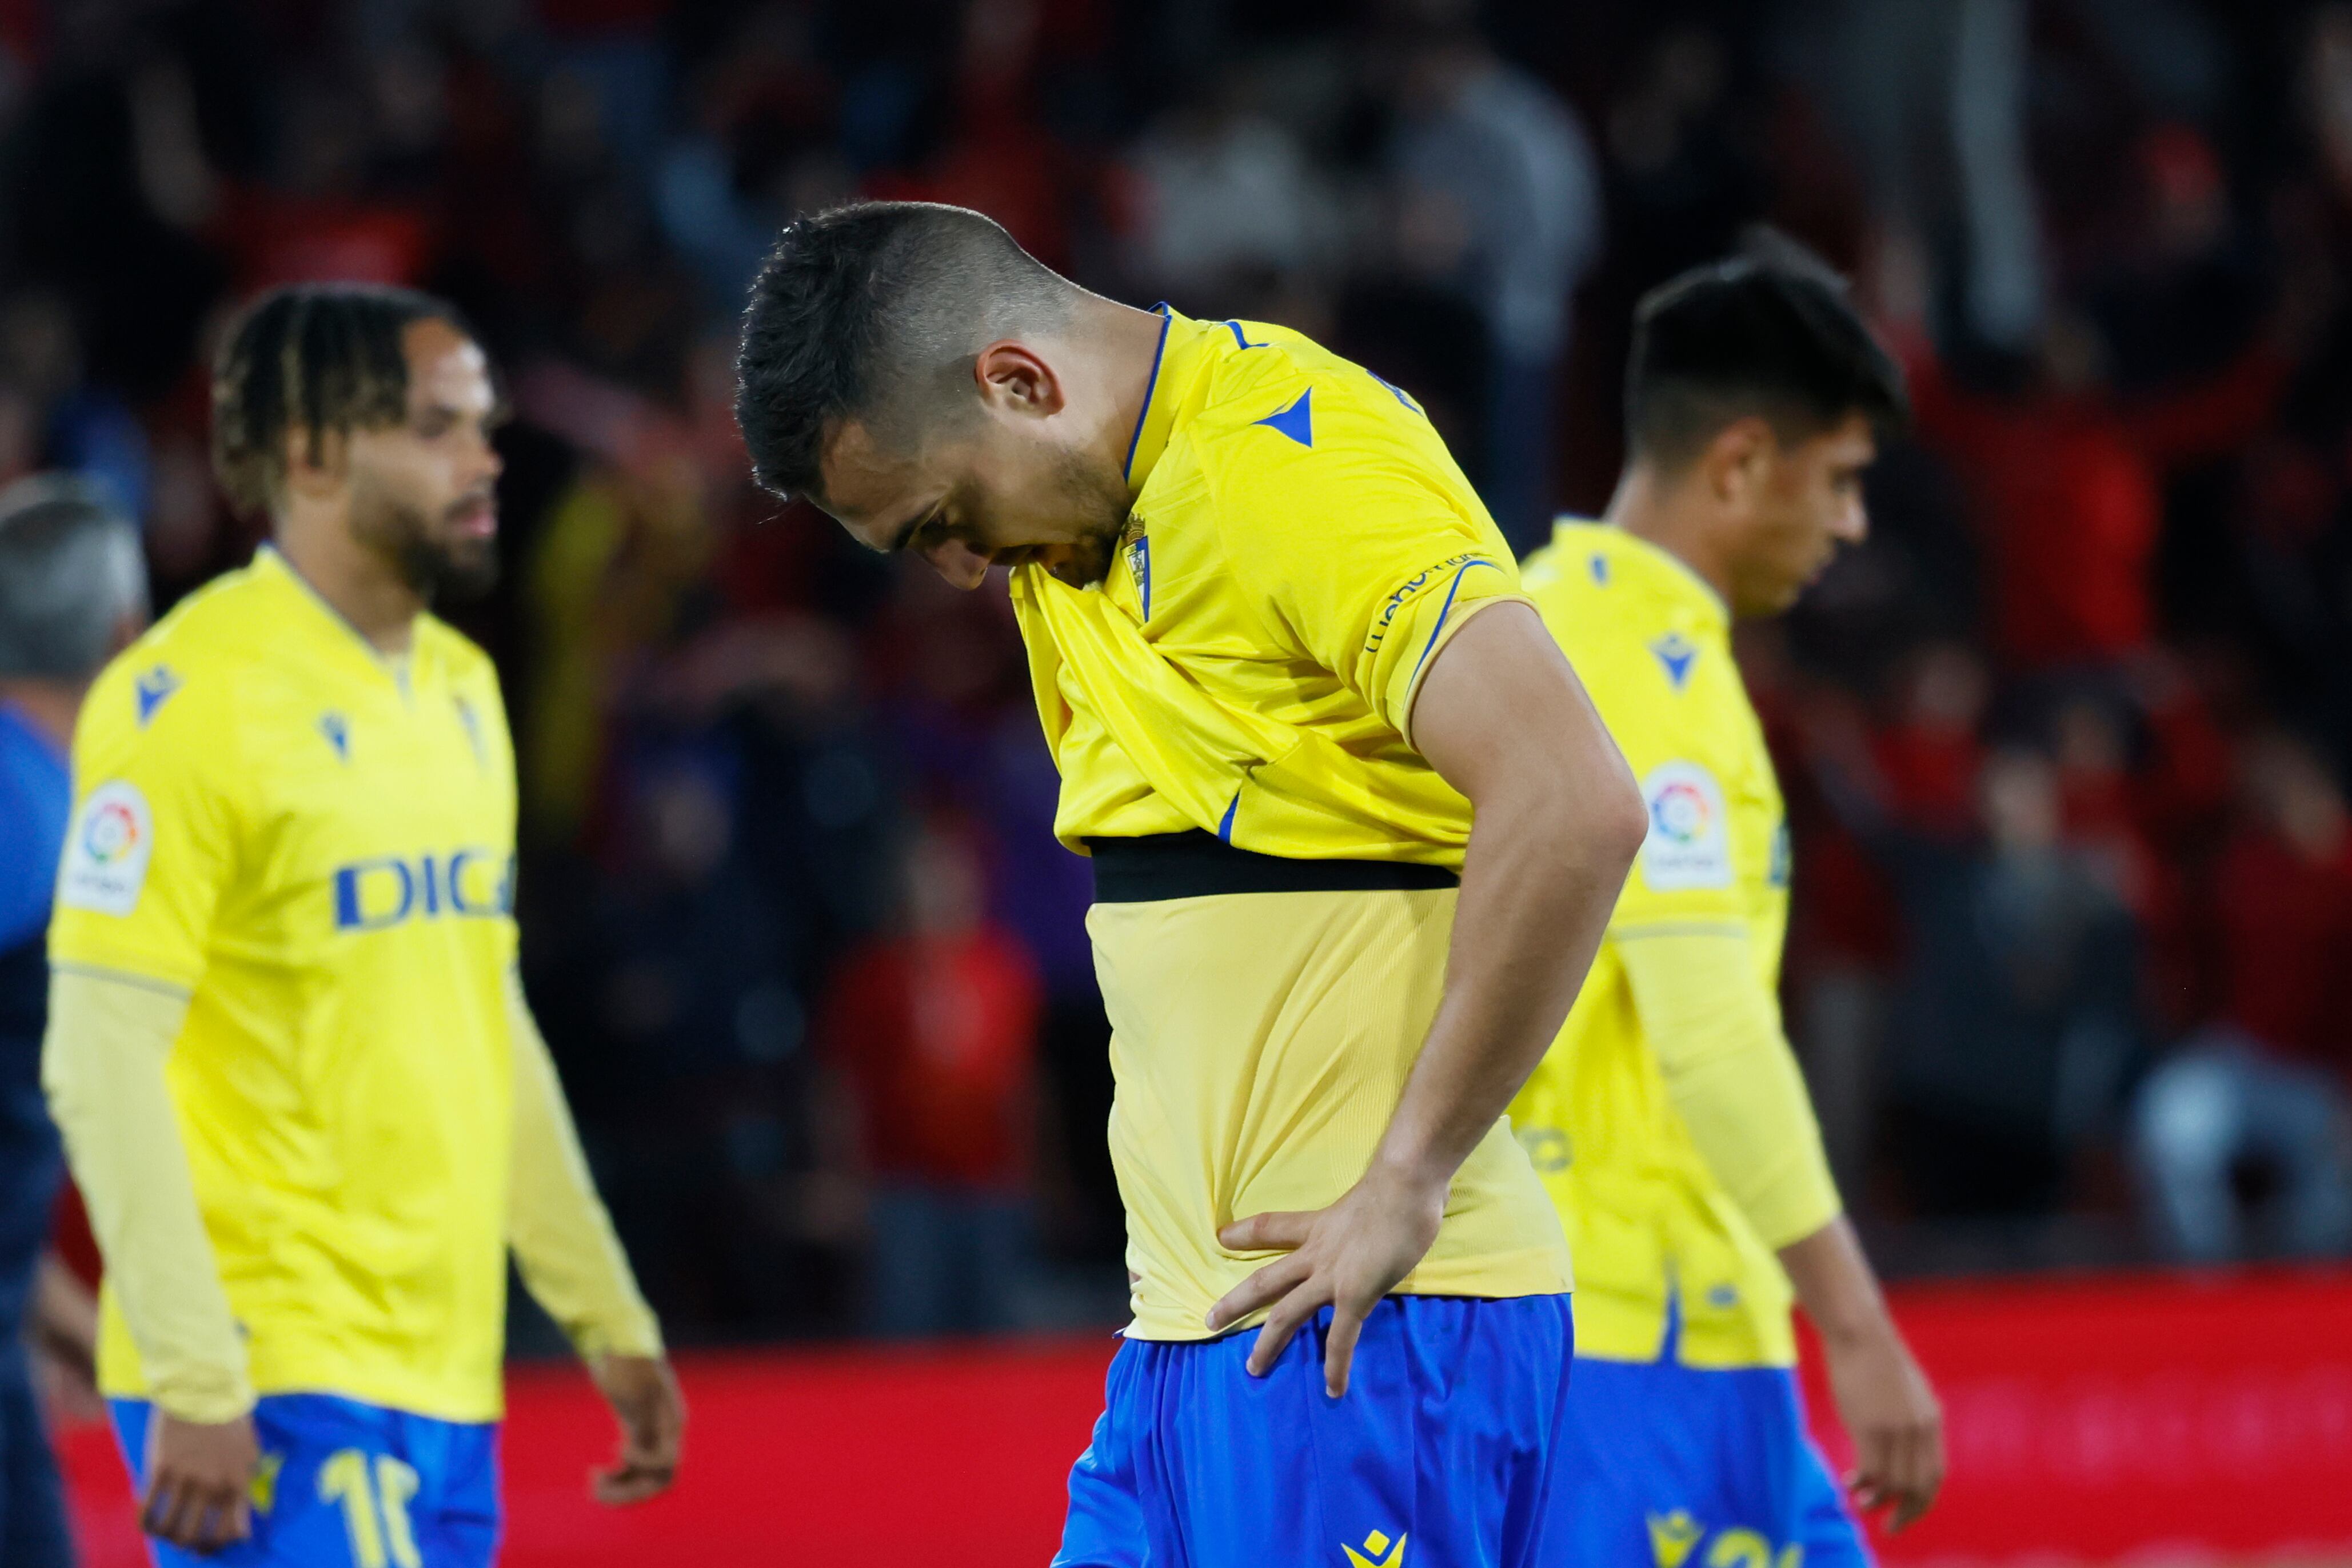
[318, 1450, 422, 1568]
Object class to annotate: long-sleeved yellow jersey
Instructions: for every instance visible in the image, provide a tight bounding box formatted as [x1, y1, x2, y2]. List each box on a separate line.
[49, 547, 652, 1422]
[1509, 522, 1840, 1369]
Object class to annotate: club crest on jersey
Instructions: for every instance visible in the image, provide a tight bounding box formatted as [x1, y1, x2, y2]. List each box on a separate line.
[318, 713, 351, 763]
[134, 665, 181, 727]
[58, 780, 154, 917]
[1639, 761, 1732, 891]
[1125, 527, 1152, 621]
[1342, 1530, 1405, 1568]
[1649, 631, 1699, 690]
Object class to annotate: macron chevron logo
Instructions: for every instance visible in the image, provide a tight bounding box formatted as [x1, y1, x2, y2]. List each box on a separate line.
[1649, 631, 1698, 691]
[318, 713, 351, 763]
[134, 666, 181, 727]
[1342, 1530, 1404, 1568]
[1254, 387, 1314, 448]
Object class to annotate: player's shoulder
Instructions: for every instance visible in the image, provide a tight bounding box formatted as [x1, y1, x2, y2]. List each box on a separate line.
[81, 564, 274, 751]
[1525, 522, 1742, 750]
[1186, 319, 1425, 473]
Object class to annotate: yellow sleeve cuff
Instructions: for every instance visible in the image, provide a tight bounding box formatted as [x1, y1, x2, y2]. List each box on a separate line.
[42, 967, 253, 1422]
[1616, 928, 1843, 1249]
[505, 971, 663, 1360]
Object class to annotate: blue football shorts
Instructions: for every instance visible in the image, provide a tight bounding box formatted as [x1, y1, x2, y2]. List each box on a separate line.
[1545, 1350, 1871, 1567]
[110, 1393, 498, 1568]
[1055, 1292, 1575, 1568]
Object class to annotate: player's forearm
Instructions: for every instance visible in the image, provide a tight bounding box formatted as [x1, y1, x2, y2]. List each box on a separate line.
[1386, 605, 1646, 1186]
[1778, 1215, 1900, 1348]
[505, 971, 662, 1359]
[41, 969, 251, 1421]
[1379, 789, 1637, 1185]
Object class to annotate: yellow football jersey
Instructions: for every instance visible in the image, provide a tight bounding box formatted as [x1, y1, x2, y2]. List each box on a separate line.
[50, 547, 522, 1422]
[1011, 307, 1530, 866]
[1509, 522, 1808, 1368]
[1011, 308, 1572, 1335]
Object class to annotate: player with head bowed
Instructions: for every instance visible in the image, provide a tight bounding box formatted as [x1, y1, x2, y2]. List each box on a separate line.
[736, 201, 1649, 1566]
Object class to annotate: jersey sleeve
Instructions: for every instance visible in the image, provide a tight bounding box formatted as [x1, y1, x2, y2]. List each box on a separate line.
[1604, 671, 1750, 935]
[47, 659, 249, 990]
[1207, 381, 1528, 745]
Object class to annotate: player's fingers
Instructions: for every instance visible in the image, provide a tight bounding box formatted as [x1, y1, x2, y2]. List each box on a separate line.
[1321, 1301, 1367, 1398]
[1205, 1253, 1312, 1333]
[592, 1463, 672, 1507]
[152, 1477, 204, 1548]
[1217, 1210, 1315, 1253]
[1244, 1286, 1326, 1378]
[137, 1474, 178, 1538]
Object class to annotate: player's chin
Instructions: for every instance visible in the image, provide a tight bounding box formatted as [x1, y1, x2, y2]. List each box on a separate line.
[430, 538, 502, 603]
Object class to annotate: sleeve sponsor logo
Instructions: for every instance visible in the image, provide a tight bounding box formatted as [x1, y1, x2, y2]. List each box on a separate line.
[1363, 553, 1494, 653]
[1639, 761, 1732, 891]
[58, 780, 155, 917]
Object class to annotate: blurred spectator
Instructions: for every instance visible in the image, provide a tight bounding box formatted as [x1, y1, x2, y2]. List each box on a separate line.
[2134, 731, 2352, 1262]
[817, 816, 1043, 1338]
[1824, 743, 2142, 1219]
[1902, 311, 2291, 673]
[1387, 0, 1601, 549]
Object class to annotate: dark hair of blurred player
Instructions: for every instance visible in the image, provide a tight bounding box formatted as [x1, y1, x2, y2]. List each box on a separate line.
[1618, 250, 1908, 616]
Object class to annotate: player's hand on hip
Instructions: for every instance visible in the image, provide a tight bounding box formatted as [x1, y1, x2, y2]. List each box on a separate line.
[142, 1411, 259, 1554]
[1205, 1162, 1447, 1397]
[588, 1353, 685, 1506]
[1823, 1319, 1944, 1533]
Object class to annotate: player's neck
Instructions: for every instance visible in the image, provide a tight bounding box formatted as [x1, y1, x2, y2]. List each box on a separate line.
[0, 678, 84, 751]
[273, 515, 422, 657]
[1083, 294, 1181, 493]
[1604, 464, 1734, 613]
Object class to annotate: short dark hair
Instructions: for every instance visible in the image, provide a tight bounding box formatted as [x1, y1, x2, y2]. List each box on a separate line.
[211, 283, 473, 517]
[734, 202, 1074, 501]
[1626, 246, 1908, 473]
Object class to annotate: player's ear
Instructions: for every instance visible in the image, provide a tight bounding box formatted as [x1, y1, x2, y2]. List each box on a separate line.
[1701, 416, 1772, 511]
[973, 341, 1065, 419]
[282, 423, 349, 497]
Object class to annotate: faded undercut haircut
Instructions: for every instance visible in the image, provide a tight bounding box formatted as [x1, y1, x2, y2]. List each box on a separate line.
[734, 201, 1077, 501]
[211, 283, 474, 518]
[0, 474, 146, 679]
[1627, 241, 1908, 474]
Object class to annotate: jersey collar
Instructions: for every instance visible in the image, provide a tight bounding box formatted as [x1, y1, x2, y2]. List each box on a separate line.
[252, 545, 418, 688]
[1123, 306, 1218, 496]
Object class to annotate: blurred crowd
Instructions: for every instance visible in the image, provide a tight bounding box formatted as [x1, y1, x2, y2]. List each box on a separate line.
[4, 0, 2351, 1343]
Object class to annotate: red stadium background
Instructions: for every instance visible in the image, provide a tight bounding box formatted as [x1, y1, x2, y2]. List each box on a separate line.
[58, 1270, 2352, 1566]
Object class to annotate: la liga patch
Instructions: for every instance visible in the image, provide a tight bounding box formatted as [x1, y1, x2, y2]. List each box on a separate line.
[1638, 761, 1732, 891]
[58, 779, 154, 917]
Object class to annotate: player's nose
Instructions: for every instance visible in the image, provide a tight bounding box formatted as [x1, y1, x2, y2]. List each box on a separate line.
[922, 535, 992, 591]
[1831, 497, 1868, 545]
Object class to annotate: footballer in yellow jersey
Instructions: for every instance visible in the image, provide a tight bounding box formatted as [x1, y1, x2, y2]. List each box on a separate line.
[43, 287, 681, 1564]
[1509, 255, 1944, 1562]
[736, 203, 1647, 1567]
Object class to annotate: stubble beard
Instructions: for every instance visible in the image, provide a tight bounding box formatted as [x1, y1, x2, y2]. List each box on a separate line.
[354, 488, 500, 605]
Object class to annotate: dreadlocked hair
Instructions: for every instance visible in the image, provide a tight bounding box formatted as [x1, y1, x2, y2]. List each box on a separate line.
[210, 284, 472, 517]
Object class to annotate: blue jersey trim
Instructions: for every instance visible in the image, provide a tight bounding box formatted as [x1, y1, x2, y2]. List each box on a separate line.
[1223, 320, 1269, 350]
[1123, 306, 1175, 486]
[1216, 791, 1241, 842]
[1407, 560, 1507, 686]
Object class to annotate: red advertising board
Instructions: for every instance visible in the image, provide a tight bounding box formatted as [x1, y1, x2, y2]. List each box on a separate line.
[59, 1270, 2352, 1566]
